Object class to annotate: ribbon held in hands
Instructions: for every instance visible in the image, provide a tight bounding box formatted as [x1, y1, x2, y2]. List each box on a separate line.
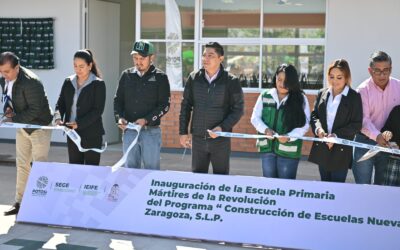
[0, 121, 107, 153]
[210, 131, 400, 161]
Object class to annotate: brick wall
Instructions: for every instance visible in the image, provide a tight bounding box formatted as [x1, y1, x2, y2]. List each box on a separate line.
[161, 91, 316, 155]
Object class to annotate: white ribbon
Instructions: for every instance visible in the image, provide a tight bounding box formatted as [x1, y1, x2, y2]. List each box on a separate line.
[111, 123, 142, 171]
[63, 128, 107, 153]
[210, 131, 400, 159]
[0, 120, 107, 153]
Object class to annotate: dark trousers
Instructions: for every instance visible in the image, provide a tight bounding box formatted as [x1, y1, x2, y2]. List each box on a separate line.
[67, 136, 102, 165]
[192, 136, 230, 174]
[318, 165, 348, 183]
[352, 133, 388, 185]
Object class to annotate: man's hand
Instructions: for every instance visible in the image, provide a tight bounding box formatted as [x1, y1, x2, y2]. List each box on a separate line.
[4, 107, 15, 118]
[376, 133, 390, 147]
[1, 117, 12, 123]
[180, 134, 192, 148]
[208, 126, 222, 139]
[135, 118, 147, 127]
[65, 121, 78, 130]
[382, 131, 393, 142]
[118, 118, 128, 130]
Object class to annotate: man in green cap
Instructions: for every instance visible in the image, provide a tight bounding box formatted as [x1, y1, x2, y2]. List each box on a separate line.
[114, 40, 171, 170]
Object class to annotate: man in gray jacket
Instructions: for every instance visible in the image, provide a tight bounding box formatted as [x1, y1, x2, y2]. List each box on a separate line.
[0, 52, 52, 216]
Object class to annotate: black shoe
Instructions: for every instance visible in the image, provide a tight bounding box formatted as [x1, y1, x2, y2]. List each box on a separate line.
[4, 202, 20, 216]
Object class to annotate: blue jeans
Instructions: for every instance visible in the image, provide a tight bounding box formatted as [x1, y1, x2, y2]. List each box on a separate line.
[352, 134, 388, 185]
[261, 153, 299, 179]
[318, 165, 348, 183]
[123, 127, 161, 170]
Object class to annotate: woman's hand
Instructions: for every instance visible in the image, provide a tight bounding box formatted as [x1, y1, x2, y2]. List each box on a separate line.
[326, 133, 337, 150]
[54, 119, 63, 126]
[278, 135, 290, 144]
[264, 128, 275, 137]
[65, 121, 78, 129]
[317, 128, 327, 138]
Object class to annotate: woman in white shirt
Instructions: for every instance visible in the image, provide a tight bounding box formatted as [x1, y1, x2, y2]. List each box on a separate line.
[251, 64, 310, 179]
[308, 59, 362, 182]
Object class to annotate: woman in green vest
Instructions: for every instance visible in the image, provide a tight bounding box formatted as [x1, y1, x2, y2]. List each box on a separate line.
[251, 64, 310, 179]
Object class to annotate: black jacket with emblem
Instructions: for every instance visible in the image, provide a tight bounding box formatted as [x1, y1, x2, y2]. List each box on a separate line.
[0, 66, 52, 132]
[113, 65, 171, 126]
[308, 87, 362, 171]
[55, 76, 106, 138]
[179, 65, 244, 137]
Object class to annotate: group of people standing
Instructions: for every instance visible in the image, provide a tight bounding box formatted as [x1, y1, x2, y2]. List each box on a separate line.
[0, 40, 399, 216]
[252, 51, 400, 188]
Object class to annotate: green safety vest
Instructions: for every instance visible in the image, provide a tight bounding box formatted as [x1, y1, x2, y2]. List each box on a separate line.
[257, 90, 303, 159]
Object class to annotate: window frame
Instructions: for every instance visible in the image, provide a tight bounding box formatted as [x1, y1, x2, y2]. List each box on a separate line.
[136, 0, 327, 94]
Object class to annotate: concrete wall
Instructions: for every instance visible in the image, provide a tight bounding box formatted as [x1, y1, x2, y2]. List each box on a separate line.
[0, 0, 82, 141]
[325, 0, 400, 87]
[101, 0, 135, 71]
[0, 0, 136, 143]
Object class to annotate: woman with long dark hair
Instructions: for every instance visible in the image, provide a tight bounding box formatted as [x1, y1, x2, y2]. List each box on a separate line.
[54, 49, 106, 165]
[251, 64, 310, 179]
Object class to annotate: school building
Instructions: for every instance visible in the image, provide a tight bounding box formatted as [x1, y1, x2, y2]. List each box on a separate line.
[1, 0, 400, 154]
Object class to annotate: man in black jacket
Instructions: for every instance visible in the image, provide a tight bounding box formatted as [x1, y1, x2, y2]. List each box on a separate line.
[114, 40, 170, 170]
[179, 42, 244, 174]
[0, 52, 52, 216]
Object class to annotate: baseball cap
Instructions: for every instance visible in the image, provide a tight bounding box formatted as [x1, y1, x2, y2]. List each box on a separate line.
[131, 40, 154, 57]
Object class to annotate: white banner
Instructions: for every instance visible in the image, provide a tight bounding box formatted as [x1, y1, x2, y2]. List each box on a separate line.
[165, 0, 182, 89]
[18, 162, 400, 250]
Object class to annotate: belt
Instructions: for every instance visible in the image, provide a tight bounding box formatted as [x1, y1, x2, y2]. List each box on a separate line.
[193, 134, 214, 140]
[143, 125, 159, 130]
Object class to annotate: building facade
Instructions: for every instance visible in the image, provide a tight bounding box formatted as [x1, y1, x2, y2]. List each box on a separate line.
[1, 0, 400, 154]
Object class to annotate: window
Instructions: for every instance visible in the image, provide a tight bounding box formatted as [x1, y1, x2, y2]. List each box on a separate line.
[150, 41, 194, 85]
[0, 18, 54, 69]
[137, 0, 326, 90]
[202, 0, 260, 38]
[141, 0, 195, 40]
[263, 0, 325, 38]
[222, 45, 260, 88]
[262, 45, 324, 89]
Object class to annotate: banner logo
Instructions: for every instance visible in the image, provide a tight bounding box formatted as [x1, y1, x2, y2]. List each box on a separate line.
[107, 184, 120, 202]
[53, 182, 75, 193]
[81, 184, 101, 196]
[32, 176, 48, 196]
[36, 176, 48, 189]
[135, 42, 145, 51]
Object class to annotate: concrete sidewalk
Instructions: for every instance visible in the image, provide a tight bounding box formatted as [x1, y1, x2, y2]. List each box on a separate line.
[0, 141, 355, 250]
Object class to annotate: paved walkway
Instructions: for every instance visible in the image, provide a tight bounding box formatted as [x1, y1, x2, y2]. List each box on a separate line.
[0, 141, 355, 250]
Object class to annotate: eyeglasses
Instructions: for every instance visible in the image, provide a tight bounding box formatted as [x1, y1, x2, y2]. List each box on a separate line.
[371, 67, 391, 76]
